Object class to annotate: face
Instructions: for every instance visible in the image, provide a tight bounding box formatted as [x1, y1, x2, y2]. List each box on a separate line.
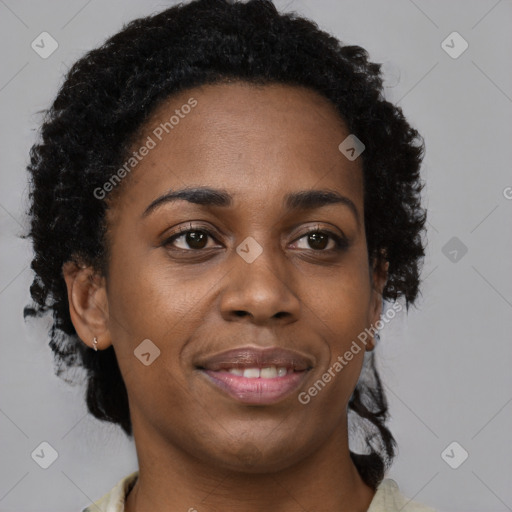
[68, 82, 386, 473]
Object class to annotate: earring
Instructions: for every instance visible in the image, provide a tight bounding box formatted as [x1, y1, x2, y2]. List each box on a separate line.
[93, 337, 98, 351]
[367, 332, 380, 351]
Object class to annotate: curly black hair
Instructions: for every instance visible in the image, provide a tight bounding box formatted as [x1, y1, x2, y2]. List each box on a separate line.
[23, 0, 426, 490]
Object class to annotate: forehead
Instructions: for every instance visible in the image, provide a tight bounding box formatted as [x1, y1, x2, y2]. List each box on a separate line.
[112, 82, 364, 215]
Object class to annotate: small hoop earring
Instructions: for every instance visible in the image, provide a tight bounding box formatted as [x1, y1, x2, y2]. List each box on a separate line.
[93, 337, 98, 351]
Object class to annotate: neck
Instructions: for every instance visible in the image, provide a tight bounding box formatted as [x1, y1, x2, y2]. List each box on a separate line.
[124, 416, 376, 512]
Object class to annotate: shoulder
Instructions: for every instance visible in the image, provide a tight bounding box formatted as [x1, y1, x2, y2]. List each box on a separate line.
[80, 472, 434, 512]
[368, 478, 437, 512]
[81, 471, 139, 512]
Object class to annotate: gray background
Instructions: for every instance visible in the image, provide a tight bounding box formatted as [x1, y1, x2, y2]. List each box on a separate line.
[1, 1, 511, 511]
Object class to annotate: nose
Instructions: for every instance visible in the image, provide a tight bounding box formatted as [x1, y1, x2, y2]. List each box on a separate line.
[219, 246, 301, 326]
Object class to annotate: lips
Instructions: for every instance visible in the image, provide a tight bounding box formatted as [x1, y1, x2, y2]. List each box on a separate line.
[196, 347, 313, 405]
[197, 347, 313, 372]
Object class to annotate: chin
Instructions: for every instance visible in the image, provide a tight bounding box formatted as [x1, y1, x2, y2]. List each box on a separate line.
[198, 434, 314, 474]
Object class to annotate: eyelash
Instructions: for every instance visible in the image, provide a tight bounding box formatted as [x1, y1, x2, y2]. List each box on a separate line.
[162, 224, 349, 253]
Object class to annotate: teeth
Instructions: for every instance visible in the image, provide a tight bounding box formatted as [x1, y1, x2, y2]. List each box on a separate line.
[243, 368, 260, 378]
[277, 367, 288, 377]
[223, 366, 289, 378]
[260, 366, 277, 378]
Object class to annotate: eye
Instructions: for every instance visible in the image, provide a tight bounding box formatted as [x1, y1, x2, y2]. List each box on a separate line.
[162, 225, 348, 253]
[290, 229, 348, 252]
[163, 226, 221, 251]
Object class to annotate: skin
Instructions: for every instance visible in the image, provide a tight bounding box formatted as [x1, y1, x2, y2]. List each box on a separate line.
[63, 82, 388, 512]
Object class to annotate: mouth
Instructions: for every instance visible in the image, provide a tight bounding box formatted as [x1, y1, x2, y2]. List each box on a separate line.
[196, 347, 313, 405]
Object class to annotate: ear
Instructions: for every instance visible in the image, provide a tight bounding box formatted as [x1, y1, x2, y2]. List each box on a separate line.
[366, 256, 389, 352]
[62, 260, 112, 351]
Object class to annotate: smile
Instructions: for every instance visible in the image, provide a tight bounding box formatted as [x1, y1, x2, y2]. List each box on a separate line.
[219, 366, 291, 378]
[196, 346, 313, 405]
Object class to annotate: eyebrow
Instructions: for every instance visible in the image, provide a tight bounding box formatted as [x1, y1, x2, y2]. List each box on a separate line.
[141, 186, 360, 225]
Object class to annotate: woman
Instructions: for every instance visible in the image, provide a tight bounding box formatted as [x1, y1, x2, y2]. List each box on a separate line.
[24, 0, 433, 510]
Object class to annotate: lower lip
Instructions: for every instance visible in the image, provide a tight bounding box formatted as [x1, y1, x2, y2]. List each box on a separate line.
[201, 370, 308, 405]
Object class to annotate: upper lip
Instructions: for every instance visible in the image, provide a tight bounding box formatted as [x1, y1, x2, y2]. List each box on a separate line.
[196, 346, 314, 372]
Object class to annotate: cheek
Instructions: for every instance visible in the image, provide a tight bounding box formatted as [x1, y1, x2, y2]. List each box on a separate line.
[311, 258, 372, 336]
[306, 258, 372, 389]
[105, 257, 203, 412]
[304, 294, 368, 416]
[106, 245, 226, 356]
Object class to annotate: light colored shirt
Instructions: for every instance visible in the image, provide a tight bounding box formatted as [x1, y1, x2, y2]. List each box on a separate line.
[81, 471, 436, 511]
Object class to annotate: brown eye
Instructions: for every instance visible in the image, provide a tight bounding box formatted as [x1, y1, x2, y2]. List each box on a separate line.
[182, 231, 209, 249]
[292, 229, 346, 252]
[164, 229, 218, 251]
[306, 232, 329, 250]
